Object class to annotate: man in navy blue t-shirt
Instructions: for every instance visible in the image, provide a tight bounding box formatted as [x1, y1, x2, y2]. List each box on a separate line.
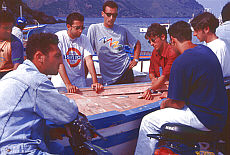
[135, 21, 228, 155]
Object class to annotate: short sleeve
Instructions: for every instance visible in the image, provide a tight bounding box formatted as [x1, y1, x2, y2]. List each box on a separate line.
[87, 25, 96, 51]
[168, 59, 188, 101]
[83, 35, 94, 58]
[125, 29, 137, 48]
[35, 80, 79, 125]
[11, 35, 24, 64]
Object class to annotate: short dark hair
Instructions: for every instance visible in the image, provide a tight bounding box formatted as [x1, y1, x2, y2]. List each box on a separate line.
[190, 12, 219, 33]
[103, 1, 118, 12]
[145, 23, 167, 40]
[0, 11, 14, 24]
[221, 2, 230, 22]
[26, 33, 59, 60]
[168, 21, 192, 43]
[66, 12, 84, 26]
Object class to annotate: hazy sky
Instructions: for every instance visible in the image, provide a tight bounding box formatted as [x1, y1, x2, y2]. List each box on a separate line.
[196, 0, 229, 16]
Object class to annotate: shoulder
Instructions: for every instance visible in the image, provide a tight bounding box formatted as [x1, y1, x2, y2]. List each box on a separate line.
[114, 24, 127, 32]
[55, 30, 67, 38]
[79, 34, 90, 43]
[88, 23, 101, 31]
[55, 30, 68, 42]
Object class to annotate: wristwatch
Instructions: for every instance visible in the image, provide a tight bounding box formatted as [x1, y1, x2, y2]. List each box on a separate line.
[134, 59, 139, 62]
[148, 88, 155, 94]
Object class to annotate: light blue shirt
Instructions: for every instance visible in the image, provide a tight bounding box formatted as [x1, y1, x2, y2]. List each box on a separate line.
[0, 60, 79, 154]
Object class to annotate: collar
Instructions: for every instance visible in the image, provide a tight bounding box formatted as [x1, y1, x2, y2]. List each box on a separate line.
[23, 59, 40, 72]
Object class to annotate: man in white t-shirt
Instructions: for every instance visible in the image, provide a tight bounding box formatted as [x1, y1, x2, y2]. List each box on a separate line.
[191, 12, 230, 90]
[52, 12, 103, 93]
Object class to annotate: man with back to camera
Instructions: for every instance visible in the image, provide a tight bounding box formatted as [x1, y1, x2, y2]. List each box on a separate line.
[52, 12, 103, 93]
[0, 11, 24, 79]
[142, 23, 179, 100]
[87, 1, 141, 85]
[0, 33, 79, 154]
[135, 21, 228, 155]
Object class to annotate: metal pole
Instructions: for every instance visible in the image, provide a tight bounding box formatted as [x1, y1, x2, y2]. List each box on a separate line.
[20, 6, 23, 18]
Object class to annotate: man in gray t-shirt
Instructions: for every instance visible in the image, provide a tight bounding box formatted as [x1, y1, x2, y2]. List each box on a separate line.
[87, 1, 141, 85]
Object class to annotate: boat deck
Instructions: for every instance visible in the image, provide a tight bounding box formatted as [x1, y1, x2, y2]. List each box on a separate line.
[61, 82, 168, 116]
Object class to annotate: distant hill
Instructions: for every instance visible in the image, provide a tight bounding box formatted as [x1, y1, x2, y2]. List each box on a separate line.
[22, 0, 204, 18]
[0, 0, 60, 24]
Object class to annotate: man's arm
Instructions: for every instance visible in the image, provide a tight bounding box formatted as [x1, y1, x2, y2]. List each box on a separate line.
[85, 55, 103, 93]
[143, 75, 168, 100]
[58, 63, 78, 93]
[35, 80, 79, 125]
[11, 35, 24, 69]
[160, 98, 185, 109]
[129, 40, 141, 69]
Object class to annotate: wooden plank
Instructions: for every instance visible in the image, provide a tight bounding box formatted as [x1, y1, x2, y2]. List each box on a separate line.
[64, 83, 168, 116]
[65, 82, 168, 97]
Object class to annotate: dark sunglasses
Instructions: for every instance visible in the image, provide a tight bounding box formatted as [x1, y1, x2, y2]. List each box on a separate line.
[148, 36, 159, 44]
[72, 25, 85, 30]
[104, 12, 118, 17]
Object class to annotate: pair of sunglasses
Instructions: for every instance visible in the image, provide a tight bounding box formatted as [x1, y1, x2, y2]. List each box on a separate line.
[72, 25, 85, 30]
[104, 12, 118, 17]
[148, 36, 159, 44]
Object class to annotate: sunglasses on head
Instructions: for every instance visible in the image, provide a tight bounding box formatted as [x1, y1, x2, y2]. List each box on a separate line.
[72, 25, 85, 30]
[104, 12, 118, 17]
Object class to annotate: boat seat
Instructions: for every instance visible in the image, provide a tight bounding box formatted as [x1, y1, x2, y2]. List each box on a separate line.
[148, 123, 218, 144]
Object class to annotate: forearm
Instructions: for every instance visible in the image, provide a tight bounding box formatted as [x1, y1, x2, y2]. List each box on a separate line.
[58, 63, 72, 85]
[133, 40, 141, 60]
[85, 56, 98, 83]
[150, 75, 167, 90]
[161, 98, 185, 109]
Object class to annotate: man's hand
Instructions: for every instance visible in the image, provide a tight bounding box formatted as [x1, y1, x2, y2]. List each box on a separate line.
[66, 84, 79, 93]
[129, 60, 138, 69]
[91, 83, 104, 93]
[142, 89, 154, 100]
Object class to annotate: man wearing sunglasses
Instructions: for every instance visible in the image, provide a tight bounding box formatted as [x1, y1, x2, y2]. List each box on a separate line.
[142, 23, 179, 100]
[52, 12, 103, 93]
[87, 1, 141, 85]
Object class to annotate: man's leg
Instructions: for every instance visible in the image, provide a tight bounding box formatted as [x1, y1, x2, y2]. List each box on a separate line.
[135, 106, 209, 155]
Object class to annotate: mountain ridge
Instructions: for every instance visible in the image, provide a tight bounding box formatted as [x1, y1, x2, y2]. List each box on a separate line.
[22, 0, 204, 18]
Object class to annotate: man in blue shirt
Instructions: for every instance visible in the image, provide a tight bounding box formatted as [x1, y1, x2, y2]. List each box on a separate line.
[0, 33, 79, 154]
[135, 21, 228, 155]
